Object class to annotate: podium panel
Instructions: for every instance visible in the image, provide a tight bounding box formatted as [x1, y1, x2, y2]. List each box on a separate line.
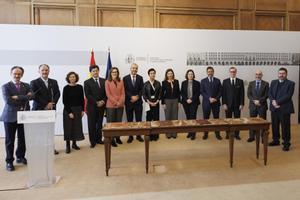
[17, 110, 57, 188]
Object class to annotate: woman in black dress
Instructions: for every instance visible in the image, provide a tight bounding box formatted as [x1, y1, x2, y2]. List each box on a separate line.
[63, 71, 85, 153]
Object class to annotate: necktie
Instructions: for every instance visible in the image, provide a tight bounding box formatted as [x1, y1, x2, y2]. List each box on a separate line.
[15, 83, 20, 92]
[132, 76, 136, 86]
[95, 78, 100, 88]
[256, 82, 260, 93]
[231, 79, 235, 86]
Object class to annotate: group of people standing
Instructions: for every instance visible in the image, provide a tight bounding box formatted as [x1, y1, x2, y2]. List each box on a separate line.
[1, 63, 295, 172]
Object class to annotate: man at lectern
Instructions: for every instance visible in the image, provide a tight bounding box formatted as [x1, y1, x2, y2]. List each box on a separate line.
[0, 66, 33, 171]
[30, 64, 61, 154]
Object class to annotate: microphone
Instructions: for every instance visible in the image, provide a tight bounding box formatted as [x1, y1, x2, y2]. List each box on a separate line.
[23, 84, 43, 111]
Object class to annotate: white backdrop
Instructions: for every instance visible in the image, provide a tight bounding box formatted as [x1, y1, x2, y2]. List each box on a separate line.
[0, 24, 299, 136]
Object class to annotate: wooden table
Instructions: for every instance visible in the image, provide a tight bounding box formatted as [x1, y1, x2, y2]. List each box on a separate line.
[224, 118, 270, 167]
[102, 121, 151, 176]
[102, 118, 270, 176]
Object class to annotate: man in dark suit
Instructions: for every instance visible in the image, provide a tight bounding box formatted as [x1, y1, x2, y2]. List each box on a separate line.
[269, 67, 295, 151]
[123, 63, 144, 143]
[1, 66, 32, 171]
[222, 66, 245, 140]
[30, 64, 61, 154]
[200, 66, 222, 140]
[84, 65, 107, 148]
[247, 69, 269, 142]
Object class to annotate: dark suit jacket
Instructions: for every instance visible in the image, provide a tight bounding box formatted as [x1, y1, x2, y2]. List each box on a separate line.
[30, 78, 60, 110]
[247, 80, 269, 111]
[200, 77, 222, 109]
[84, 77, 107, 109]
[123, 74, 144, 107]
[161, 79, 181, 104]
[222, 78, 245, 108]
[143, 80, 162, 103]
[181, 80, 200, 106]
[0, 81, 32, 122]
[269, 79, 295, 114]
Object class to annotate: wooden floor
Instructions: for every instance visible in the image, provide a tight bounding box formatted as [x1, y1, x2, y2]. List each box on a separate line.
[0, 125, 300, 200]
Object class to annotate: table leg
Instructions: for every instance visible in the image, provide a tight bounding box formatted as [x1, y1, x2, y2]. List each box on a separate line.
[104, 137, 110, 176]
[229, 131, 234, 168]
[108, 137, 112, 169]
[144, 134, 150, 174]
[263, 130, 269, 165]
[255, 130, 260, 159]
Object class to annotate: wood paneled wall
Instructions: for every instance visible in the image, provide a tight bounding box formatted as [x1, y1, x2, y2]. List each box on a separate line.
[1, 0, 300, 31]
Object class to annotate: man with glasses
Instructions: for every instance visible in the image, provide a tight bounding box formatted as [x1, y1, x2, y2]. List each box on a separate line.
[247, 70, 269, 142]
[269, 67, 295, 151]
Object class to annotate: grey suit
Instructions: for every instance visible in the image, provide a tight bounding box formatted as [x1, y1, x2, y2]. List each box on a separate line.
[1, 81, 32, 163]
[247, 80, 269, 139]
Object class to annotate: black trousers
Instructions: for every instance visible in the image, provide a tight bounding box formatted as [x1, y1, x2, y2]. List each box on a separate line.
[271, 111, 291, 146]
[203, 103, 220, 135]
[183, 103, 198, 136]
[146, 105, 159, 140]
[225, 106, 241, 136]
[125, 103, 143, 122]
[4, 122, 26, 163]
[249, 106, 267, 138]
[87, 106, 105, 146]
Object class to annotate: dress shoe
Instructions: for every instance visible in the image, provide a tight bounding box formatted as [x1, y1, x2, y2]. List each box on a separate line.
[127, 136, 134, 143]
[190, 136, 196, 140]
[235, 135, 241, 140]
[215, 134, 222, 140]
[247, 138, 255, 143]
[66, 147, 71, 154]
[167, 136, 171, 139]
[90, 144, 96, 148]
[282, 145, 290, 151]
[225, 133, 229, 139]
[54, 149, 59, 155]
[136, 136, 144, 142]
[172, 135, 177, 139]
[116, 138, 123, 144]
[269, 141, 280, 146]
[96, 140, 104, 145]
[186, 133, 191, 138]
[72, 144, 80, 150]
[202, 133, 208, 140]
[111, 141, 118, 147]
[6, 163, 15, 171]
[16, 157, 27, 165]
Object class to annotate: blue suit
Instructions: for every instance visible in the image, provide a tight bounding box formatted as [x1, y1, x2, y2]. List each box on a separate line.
[1, 81, 32, 163]
[269, 79, 295, 146]
[200, 77, 222, 117]
[200, 77, 222, 136]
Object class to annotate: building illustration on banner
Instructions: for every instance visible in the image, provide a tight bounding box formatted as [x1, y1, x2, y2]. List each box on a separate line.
[187, 52, 300, 66]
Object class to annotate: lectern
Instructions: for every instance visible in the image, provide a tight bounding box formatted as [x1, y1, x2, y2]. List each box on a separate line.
[17, 110, 58, 187]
